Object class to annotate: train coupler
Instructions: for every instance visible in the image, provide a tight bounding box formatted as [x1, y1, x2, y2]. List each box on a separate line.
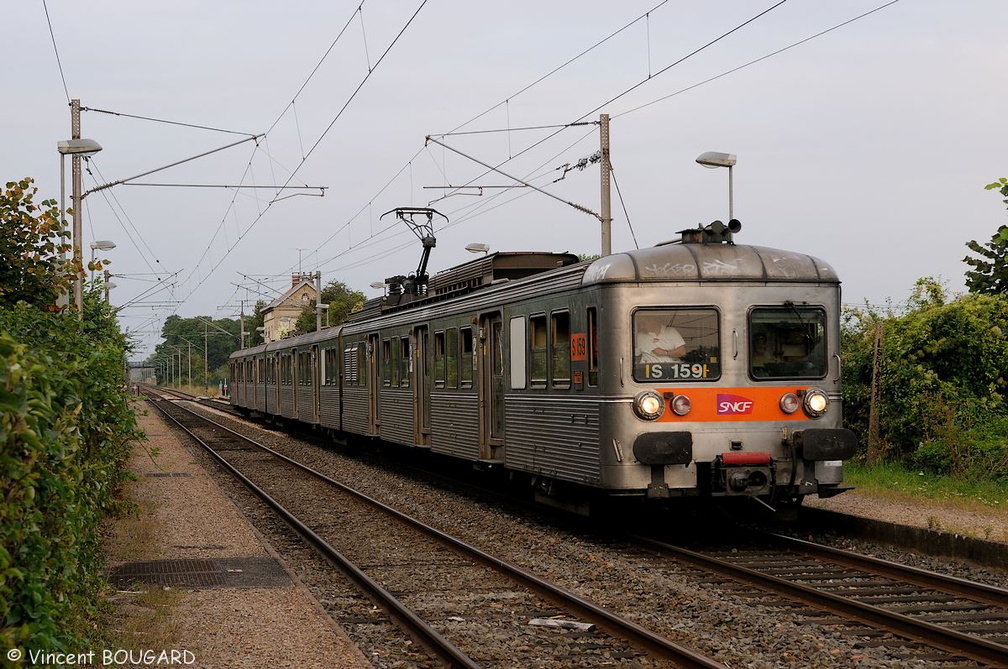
[716, 451, 773, 496]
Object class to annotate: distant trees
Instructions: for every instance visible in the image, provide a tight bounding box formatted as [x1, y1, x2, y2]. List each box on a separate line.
[293, 279, 365, 334]
[150, 314, 241, 383]
[964, 178, 1008, 295]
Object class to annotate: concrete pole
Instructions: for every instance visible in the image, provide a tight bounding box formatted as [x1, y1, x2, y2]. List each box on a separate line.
[315, 270, 322, 331]
[71, 99, 83, 319]
[599, 113, 612, 257]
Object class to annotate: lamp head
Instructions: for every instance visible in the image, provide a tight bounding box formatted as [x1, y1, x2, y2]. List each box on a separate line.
[695, 151, 736, 168]
[57, 138, 103, 157]
[465, 242, 490, 255]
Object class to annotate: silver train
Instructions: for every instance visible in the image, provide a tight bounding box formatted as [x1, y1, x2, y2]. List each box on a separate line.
[229, 220, 857, 511]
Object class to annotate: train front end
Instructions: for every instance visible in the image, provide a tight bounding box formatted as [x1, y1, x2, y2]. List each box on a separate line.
[585, 224, 857, 507]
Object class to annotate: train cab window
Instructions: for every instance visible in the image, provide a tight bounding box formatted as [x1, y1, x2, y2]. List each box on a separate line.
[529, 314, 548, 387]
[551, 311, 571, 388]
[587, 307, 599, 386]
[382, 339, 392, 387]
[749, 306, 827, 379]
[459, 328, 473, 388]
[633, 309, 720, 382]
[399, 336, 411, 388]
[447, 328, 459, 388]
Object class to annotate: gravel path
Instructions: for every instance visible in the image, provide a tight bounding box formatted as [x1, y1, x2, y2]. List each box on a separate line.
[102, 401, 371, 668]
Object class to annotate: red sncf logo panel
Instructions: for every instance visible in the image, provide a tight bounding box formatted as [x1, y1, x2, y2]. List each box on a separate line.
[717, 393, 754, 415]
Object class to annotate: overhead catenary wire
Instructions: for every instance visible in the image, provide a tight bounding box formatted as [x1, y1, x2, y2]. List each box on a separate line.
[41, 0, 70, 102]
[178, 1, 429, 305]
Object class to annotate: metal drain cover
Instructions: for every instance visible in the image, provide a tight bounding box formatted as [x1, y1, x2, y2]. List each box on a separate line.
[108, 556, 290, 589]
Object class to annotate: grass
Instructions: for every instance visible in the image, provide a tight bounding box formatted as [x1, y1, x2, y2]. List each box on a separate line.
[99, 585, 186, 653]
[844, 460, 1008, 514]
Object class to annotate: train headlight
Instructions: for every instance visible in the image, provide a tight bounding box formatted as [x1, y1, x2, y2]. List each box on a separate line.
[633, 391, 665, 420]
[802, 388, 830, 418]
[671, 394, 692, 416]
[779, 392, 800, 414]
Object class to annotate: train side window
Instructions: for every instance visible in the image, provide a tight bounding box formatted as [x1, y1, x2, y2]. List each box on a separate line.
[509, 317, 526, 389]
[632, 308, 721, 382]
[749, 306, 827, 380]
[382, 339, 392, 387]
[587, 307, 599, 386]
[446, 328, 459, 388]
[434, 331, 446, 388]
[399, 336, 411, 388]
[357, 344, 367, 388]
[299, 351, 311, 386]
[551, 311, 571, 388]
[281, 354, 291, 385]
[343, 345, 358, 386]
[529, 315, 548, 387]
[459, 328, 473, 388]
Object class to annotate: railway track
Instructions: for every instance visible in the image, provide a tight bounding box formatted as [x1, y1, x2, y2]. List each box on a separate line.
[145, 387, 1008, 666]
[631, 531, 1008, 666]
[145, 388, 723, 668]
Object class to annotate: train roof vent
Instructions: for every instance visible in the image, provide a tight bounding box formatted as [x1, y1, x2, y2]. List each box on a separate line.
[666, 219, 741, 245]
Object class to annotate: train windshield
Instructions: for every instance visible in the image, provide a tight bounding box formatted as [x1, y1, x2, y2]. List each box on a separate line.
[633, 309, 720, 382]
[749, 305, 827, 379]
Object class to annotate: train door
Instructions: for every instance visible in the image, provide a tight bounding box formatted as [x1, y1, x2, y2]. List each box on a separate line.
[291, 349, 298, 414]
[478, 312, 505, 461]
[413, 325, 431, 446]
[312, 344, 320, 423]
[273, 355, 280, 412]
[367, 333, 380, 435]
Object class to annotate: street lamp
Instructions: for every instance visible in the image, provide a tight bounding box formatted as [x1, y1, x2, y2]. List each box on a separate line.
[58, 138, 103, 318]
[465, 242, 490, 255]
[90, 239, 116, 280]
[695, 151, 737, 221]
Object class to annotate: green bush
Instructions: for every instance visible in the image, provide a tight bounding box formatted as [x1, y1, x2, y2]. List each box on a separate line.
[842, 279, 1008, 472]
[0, 296, 138, 654]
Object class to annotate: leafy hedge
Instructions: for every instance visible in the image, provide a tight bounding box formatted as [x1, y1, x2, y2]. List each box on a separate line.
[842, 279, 1008, 480]
[1, 296, 139, 654]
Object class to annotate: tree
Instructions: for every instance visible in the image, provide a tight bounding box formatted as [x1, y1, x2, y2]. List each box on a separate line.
[964, 178, 1008, 294]
[246, 300, 266, 346]
[294, 280, 365, 333]
[0, 178, 75, 310]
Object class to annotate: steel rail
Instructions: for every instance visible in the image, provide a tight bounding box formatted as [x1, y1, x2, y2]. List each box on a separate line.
[632, 534, 1008, 667]
[763, 531, 1008, 608]
[151, 390, 726, 669]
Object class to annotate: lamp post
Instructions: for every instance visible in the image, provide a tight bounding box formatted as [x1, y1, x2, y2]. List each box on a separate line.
[465, 243, 490, 255]
[90, 239, 116, 280]
[58, 133, 103, 318]
[695, 151, 737, 221]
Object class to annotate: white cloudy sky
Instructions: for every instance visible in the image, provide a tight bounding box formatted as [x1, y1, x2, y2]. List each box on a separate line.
[3, 1, 1006, 360]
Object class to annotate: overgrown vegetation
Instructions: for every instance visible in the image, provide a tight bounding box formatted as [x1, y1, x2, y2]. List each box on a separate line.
[1, 178, 139, 655]
[840, 178, 1008, 494]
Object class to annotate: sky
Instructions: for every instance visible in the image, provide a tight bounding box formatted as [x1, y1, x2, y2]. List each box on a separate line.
[3, 1, 1006, 362]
